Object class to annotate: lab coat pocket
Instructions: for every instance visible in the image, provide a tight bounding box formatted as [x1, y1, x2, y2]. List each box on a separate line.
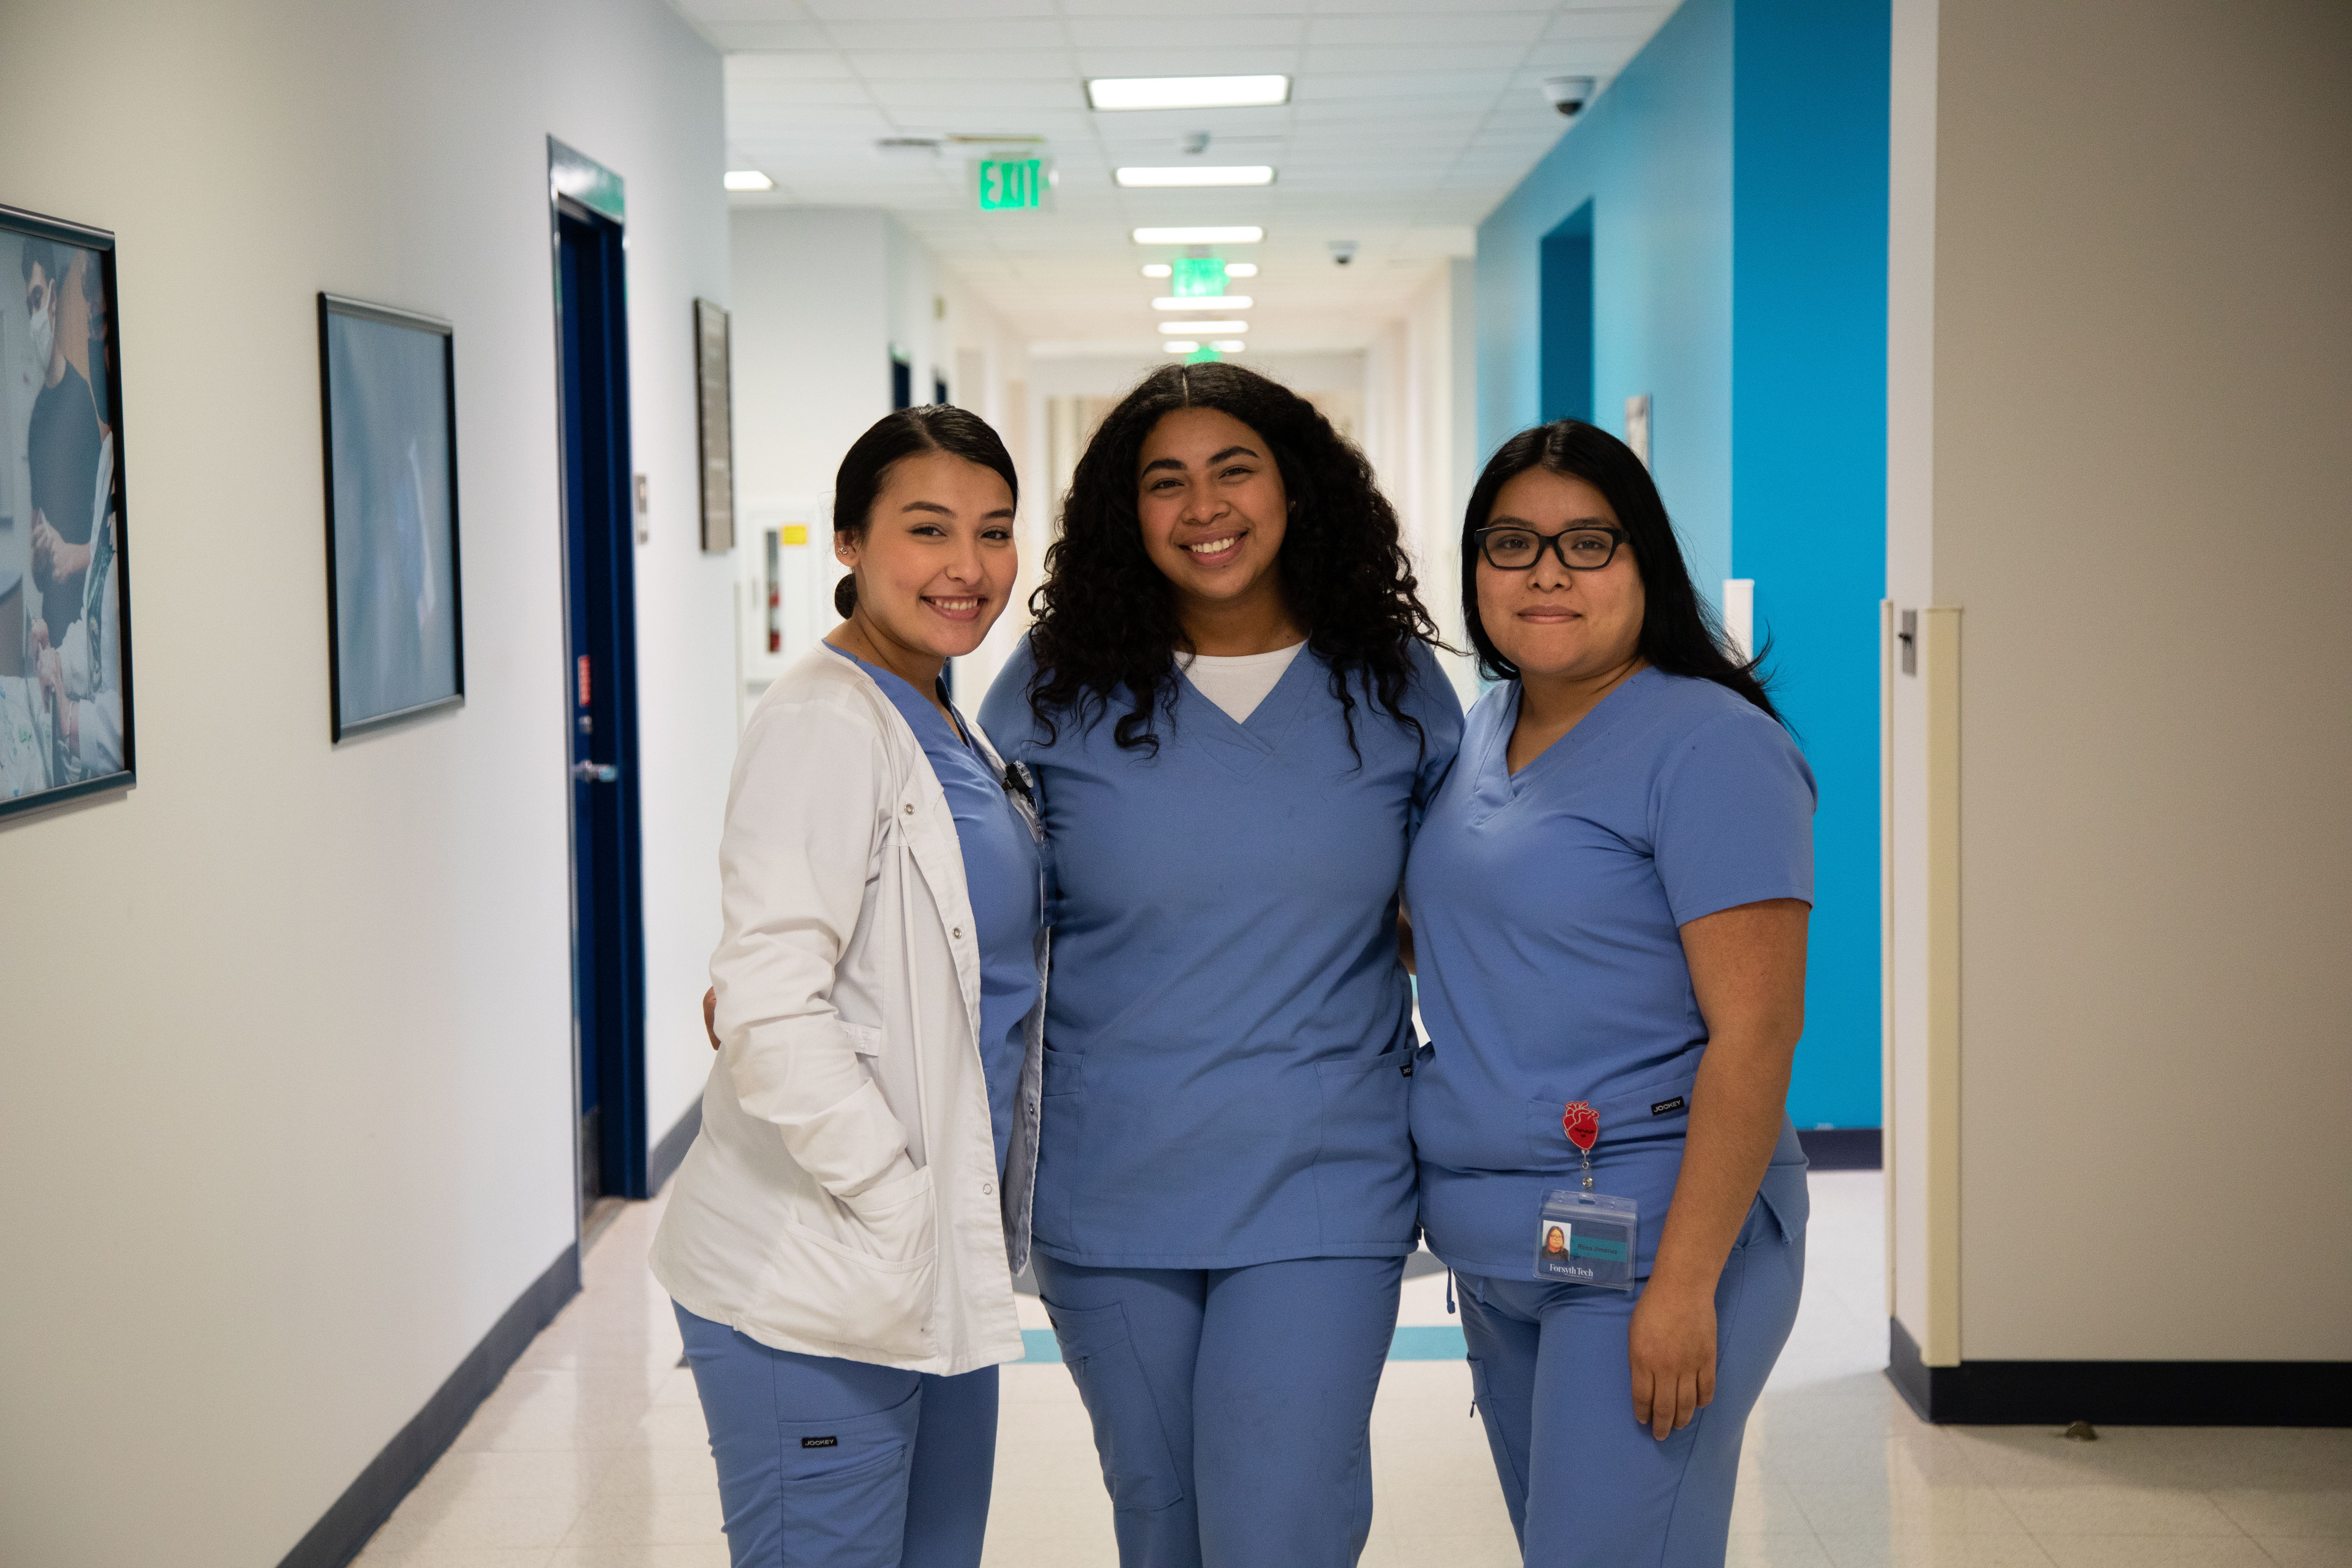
[757, 1168, 938, 1360]
[1312, 1051, 1416, 1246]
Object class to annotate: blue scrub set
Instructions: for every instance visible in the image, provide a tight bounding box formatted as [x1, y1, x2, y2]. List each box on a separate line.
[979, 638, 1463, 1568]
[1406, 669, 1815, 1568]
[678, 646, 1041, 1568]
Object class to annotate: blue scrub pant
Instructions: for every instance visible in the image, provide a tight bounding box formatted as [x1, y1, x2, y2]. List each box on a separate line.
[1030, 1252, 1404, 1568]
[673, 1302, 998, 1568]
[1453, 1200, 1804, 1568]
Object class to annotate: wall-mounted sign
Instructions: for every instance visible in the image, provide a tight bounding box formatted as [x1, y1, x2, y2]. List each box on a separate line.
[1172, 257, 1227, 297]
[976, 157, 1047, 211]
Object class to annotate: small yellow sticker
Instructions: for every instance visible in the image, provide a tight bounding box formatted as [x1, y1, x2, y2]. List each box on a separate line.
[780, 524, 809, 546]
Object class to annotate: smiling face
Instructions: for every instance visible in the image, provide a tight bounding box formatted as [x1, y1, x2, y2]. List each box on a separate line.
[1475, 466, 1646, 682]
[1134, 407, 1290, 614]
[834, 449, 1017, 662]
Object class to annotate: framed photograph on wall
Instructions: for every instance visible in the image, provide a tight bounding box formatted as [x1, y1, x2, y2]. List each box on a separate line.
[318, 293, 463, 741]
[694, 297, 734, 553]
[0, 203, 136, 821]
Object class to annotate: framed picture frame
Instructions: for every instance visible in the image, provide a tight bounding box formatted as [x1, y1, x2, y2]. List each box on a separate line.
[0, 203, 136, 821]
[317, 293, 464, 741]
[694, 298, 734, 553]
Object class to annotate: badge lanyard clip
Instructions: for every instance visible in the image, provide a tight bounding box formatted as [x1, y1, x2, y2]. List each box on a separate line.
[1563, 1100, 1598, 1190]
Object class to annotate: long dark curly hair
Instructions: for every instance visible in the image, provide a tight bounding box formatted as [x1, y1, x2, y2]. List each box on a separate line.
[1461, 419, 1781, 722]
[1024, 362, 1439, 757]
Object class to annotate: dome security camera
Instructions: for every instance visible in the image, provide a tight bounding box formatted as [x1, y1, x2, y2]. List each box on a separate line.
[1543, 76, 1596, 117]
[1329, 239, 1359, 267]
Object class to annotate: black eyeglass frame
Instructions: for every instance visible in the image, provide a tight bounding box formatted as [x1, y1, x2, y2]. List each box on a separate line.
[1472, 523, 1631, 572]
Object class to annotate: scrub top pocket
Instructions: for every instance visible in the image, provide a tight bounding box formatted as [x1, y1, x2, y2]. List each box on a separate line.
[1312, 1051, 1416, 1247]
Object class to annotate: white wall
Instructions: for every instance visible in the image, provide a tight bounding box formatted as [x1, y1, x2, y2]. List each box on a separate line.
[0, 2, 732, 1562]
[727, 206, 1030, 703]
[1885, 0, 2352, 1363]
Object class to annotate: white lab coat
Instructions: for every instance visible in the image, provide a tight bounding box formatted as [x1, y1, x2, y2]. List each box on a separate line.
[651, 643, 1044, 1375]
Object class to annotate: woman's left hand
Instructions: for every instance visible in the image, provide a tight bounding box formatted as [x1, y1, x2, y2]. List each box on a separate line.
[1627, 1281, 1716, 1440]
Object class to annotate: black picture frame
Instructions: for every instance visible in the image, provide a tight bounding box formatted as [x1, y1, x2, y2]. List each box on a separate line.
[317, 293, 464, 742]
[694, 298, 734, 553]
[0, 203, 136, 823]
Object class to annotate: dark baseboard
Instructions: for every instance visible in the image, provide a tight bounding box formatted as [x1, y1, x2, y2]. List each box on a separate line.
[648, 1099, 702, 1196]
[1889, 1316, 2351, 1426]
[275, 1242, 581, 1568]
[1798, 1127, 1881, 1170]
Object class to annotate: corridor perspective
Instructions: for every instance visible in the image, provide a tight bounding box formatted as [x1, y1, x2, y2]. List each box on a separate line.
[1, 1, 2346, 1566]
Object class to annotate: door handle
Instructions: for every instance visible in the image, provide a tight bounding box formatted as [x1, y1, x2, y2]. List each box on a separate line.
[571, 761, 620, 783]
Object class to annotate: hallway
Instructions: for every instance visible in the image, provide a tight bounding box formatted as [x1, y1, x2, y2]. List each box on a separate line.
[351, 1174, 2352, 1567]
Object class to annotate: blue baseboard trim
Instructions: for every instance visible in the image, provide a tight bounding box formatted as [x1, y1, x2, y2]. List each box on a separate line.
[1798, 1127, 1881, 1170]
[274, 1241, 581, 1568]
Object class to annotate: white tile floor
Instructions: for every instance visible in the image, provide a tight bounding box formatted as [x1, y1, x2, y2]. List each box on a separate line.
[354, 1173, 2352, 1568]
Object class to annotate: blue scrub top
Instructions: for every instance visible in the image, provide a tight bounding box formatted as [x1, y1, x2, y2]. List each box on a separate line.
[1405, 668, 1816, 1280]
[980, 636, 1465, 1269]
[832, 645, 1041, 1175]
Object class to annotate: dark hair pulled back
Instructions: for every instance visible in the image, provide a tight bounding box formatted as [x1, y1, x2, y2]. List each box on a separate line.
[832, 404, 1018, 618]
[1025, 361, 1438, 757]
[1461, 419, 1779, 721]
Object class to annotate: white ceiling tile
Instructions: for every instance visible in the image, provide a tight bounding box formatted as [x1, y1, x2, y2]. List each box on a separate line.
[1063, 15, 1309, 49]
[704, 21, 835, 48]
[1301, 42, 1530, 74]
[1540, 8, 1671, 42]
[726, 50, 858, 80]
[1304, 12, 1548, 46]
[1293, 70, 1515, 100]
[796, 0, 1057, 16]
[1071, 47, 1304, 78]
[841, 48, 1072, 79]
[825, 20, 1069, 51]
[861, 79, 1088, 109]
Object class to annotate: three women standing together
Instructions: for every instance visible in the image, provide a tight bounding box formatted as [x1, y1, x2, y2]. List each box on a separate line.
[653, 363, 1817, 1568]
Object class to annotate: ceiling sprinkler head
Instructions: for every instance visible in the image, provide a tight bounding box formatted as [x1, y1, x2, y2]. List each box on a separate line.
[1180, 131, 1211, 156]
[1329, 239, 1359, 267]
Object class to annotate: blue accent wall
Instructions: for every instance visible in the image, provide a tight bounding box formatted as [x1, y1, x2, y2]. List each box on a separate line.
[1477, 0, 1736, 600]
[1733, 0, 1890, 1129]
[1474, 0, 1889, 1129]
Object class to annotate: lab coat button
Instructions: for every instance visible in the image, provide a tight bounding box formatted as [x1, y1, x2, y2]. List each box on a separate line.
[903, 803, 915, 816]
[981, 1181, 995, 1196]
[952, 926, 964, 939]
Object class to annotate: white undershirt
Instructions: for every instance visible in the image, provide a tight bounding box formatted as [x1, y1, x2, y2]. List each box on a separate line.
[1177, 641, 1307, 725]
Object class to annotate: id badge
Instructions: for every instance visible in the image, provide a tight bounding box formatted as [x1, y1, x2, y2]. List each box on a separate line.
[1533, 1189, 1638, 1291]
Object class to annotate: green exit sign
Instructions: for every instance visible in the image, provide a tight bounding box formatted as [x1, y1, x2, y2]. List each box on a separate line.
[1173, 257, 1228, 297]
[976, 158, 1046, 211]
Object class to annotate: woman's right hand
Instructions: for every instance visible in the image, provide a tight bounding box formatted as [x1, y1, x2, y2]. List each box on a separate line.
[703, 987, 719, 1050]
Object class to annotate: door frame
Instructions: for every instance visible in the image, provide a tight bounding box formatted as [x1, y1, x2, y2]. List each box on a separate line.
[547, 136, 649, 1232]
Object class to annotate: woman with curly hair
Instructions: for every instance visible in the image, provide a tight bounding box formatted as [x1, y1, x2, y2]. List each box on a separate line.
[977, 362, 1463, 1568]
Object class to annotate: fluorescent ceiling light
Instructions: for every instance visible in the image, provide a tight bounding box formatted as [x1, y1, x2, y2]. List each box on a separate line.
[1224, 262, 1258, 278]
[1142, 264, 1174, 278]
[1116, 166, 1275, 188]
[723, 169, 774, 192]
[1133, 226, 1263, 245]
[1210, 341, 1246, 353]
[1163, 340, 1201, 353]
[1088, 75, 1290, 112]
[1159, 320, 1246, 334]
[1152, 295, 1252, 312]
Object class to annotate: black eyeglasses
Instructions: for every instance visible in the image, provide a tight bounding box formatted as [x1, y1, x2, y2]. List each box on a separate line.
[1474, 523, 1629, 572]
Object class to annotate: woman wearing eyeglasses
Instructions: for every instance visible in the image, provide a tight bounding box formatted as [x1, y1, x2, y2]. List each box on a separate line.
[1404, 420, 1814, 1568]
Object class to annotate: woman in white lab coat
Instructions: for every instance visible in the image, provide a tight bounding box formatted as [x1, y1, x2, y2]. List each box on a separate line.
[651, 404, 1045, 1568]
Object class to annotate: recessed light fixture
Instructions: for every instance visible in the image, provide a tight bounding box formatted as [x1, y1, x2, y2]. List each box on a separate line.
[1133, 226, 1264, 245]
[1152, 295, 1252, 312]
[1163, 340, 1202, 353]
[1224, 262, 1258, 278]
[723, 170, 775, 192]
[1088, 75, 1290, 112]
[1116, 166, 1275, 188]
[1159, 320, 1246, 334]
[1142, 264, 1174, 278]
[1210, 340, 1246, 353]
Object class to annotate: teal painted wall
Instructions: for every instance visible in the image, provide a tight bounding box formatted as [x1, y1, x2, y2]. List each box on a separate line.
[1474, 0, 1889, 1128]
[1732, 0, 1890, 1129]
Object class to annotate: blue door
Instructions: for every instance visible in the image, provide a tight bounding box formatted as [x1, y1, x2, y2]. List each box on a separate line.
[556, 189, 648, 1203]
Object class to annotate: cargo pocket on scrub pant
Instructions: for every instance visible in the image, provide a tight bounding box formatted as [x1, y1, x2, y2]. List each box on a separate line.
[1045, 1298, 1184, 1512]
[774, 1383, 923, 1568]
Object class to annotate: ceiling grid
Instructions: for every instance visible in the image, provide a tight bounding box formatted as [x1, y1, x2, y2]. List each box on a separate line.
[684, 0, 1675, 353]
